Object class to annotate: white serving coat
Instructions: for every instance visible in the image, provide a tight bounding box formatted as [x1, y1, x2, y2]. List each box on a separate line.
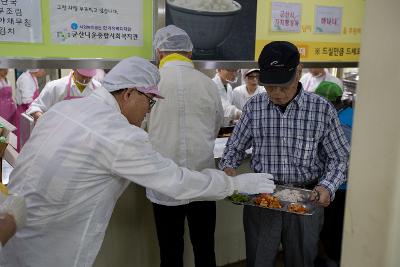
[26, 74, 101, 115]
[15, 71, 38, 105]
[146, 60, 223, 206]
[0, 86, 234, 267]
[231, 84, 266, 110]
[212, 75, 241, 120]
[300, 70, 343, 93]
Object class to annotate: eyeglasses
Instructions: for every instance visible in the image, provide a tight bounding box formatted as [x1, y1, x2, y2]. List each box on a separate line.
[136, 90, 156, 109]
[246, 75, 259, 80]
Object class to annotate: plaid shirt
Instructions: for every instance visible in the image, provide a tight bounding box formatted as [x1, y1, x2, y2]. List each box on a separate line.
[219, 85, 350, 199]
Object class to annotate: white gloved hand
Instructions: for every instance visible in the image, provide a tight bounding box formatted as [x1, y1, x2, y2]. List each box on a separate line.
[0, 194, 27, 229]
[232, 173, 275, 194]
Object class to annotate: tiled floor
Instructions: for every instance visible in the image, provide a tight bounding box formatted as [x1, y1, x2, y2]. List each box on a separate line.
[220, 260, 246, 267]
[220, 255, 339, 267]
[220, 253, 285, 267]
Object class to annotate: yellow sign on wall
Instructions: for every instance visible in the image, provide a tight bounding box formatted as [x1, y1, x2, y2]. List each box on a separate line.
[0, 0, 153, 60]
[256, 0, 364, 62]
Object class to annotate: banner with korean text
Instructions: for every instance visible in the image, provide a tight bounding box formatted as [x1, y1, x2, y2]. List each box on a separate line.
[0, 0, 153, 59]
[0, 0, 43, 43]
[256, 0, 364, 62]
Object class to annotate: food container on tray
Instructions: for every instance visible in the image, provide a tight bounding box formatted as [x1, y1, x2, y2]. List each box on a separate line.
[227, 185, 318, 216]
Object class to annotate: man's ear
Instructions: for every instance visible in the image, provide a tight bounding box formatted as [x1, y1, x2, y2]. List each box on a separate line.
[122, 88, 135, 101]
[296, 64, 303, 79]
[297, 63, 303, 74]
[156, 49, 165, 60]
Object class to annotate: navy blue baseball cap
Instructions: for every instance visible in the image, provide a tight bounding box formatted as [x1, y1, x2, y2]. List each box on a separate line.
[258, 41, 300, 86]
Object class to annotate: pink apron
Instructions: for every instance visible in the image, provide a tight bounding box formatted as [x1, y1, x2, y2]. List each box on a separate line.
[0, 79, 17, 126]
[63, 74, 96, 100]
[16, 74, 40, 151]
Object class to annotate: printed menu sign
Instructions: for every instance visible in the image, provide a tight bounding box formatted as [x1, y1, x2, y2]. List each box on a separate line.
[315, 5, 342, 34]
[51, 0, 143, 46]
[0, 0, 43, 43]
[271, 2, 301, 32]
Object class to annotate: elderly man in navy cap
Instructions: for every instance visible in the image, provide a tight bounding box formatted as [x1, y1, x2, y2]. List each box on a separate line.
[220, 41, 350, 267]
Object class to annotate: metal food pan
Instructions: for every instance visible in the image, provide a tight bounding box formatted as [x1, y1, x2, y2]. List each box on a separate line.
[227, 185, 318, 216]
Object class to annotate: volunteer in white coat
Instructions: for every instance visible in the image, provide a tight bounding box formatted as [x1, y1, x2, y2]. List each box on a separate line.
[212, 69, 242, 122]
[27, 69, 100, 121]
[300, 68, 343, 93]
[15, 69, 46, 110]
[15, 69, 46, 150]
[148, 25, 224, 267]
[231, 69, 266, 110]
[0, 56, 275, 267]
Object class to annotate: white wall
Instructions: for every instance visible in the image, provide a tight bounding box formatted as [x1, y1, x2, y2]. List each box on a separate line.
[341, 0, 400, 266]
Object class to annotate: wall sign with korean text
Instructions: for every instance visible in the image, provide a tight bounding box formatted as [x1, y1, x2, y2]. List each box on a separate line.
[271, 2, 301, 32]
[0, 0, 43, 43]
[256, 0, 364, 62]
[314, 5, 342, 34]
[0, 0, 153, 60]
[51, 0, 143, 46]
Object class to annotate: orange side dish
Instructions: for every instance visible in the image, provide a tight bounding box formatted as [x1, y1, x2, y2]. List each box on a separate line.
[254, 194, 282, 209]
[288, 203, 309, 214]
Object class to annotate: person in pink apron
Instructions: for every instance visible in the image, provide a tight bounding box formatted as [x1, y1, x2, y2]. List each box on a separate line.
[0, 69, 16, 127]
[15, 69, 46, 150]
[27, 69, 99, 122]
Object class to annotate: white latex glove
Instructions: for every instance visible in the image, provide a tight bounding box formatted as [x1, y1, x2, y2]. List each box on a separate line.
[232, 173, 275, 194]
[0, 194, 27, 229]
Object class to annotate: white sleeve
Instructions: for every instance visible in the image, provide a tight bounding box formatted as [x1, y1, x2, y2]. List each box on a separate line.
[215, 99, 224, 136]
[27, 82, 59, 115]
[111, 133, 235, 201]
[222, 98, 241, 120]
[212, 83, 224, 136]
[16, 74, 35, 104]
[231, 87, 242, 110]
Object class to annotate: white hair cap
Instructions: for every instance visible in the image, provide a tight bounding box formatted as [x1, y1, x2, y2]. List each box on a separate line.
[102, 56, 160, 93]
[28, 69, 40, 73]
[154, 25, 193, 52]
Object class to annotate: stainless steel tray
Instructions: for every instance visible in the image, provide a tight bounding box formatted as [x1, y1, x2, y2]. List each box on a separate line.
[227, 185, 318, 216]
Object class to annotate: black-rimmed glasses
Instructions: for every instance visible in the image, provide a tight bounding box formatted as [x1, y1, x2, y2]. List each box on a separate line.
[136, 90, 156, 109]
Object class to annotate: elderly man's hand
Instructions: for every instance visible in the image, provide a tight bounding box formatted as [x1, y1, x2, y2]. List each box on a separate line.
[32, 112, 43, 123]
[310, 186, 331, 207]
[0, 213, 17, 245]
[224, 167, 237, 177]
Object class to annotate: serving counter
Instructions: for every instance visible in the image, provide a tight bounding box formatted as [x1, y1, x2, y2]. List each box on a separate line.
[94, 149, 251, 267]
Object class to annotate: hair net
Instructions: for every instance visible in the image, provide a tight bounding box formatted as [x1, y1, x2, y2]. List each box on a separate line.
[102, 56, 160, 93]
[154, 25, 193, 52]
[76, 69, 97, 77]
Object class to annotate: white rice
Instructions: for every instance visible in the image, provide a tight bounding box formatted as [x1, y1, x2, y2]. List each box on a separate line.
[168, 0, 239, 12]
[273, 189, 304, 202]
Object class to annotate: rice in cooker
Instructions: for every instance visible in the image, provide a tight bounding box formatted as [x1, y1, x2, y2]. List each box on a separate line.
[168, 0, 239, 12]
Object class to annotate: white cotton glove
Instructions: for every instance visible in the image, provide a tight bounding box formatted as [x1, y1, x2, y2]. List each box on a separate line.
[231, 173, 276, 194]
[0, 194, 27, 229]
